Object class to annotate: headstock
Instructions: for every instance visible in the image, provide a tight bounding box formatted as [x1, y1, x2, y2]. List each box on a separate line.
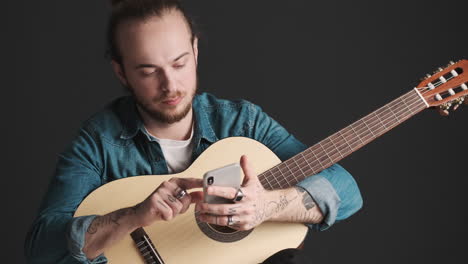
[416, 59, 468, 116]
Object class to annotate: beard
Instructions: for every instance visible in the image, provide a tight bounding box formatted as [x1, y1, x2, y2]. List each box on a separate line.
[129, 83, 197, 125]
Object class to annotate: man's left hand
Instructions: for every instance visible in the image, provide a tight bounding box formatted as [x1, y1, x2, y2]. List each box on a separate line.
[195, 155, 274, 230]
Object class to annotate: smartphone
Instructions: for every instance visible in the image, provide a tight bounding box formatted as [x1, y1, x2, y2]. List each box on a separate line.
[203, 163, 241, 204]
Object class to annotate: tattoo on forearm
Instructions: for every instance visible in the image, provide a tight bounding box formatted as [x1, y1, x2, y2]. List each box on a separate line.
[254, 194, 298, 223]
[86, 207, 136, 234]
[295, 187, 316, 210]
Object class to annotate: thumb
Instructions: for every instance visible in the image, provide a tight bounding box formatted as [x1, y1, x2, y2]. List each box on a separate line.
[240, 155, 257, 186]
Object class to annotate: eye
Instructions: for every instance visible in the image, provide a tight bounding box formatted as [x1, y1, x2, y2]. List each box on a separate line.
[174, 64, 185, 69]
[141, 68, 157, 76]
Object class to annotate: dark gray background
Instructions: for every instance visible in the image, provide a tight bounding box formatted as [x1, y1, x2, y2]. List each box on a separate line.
[3, 0, 467, 263]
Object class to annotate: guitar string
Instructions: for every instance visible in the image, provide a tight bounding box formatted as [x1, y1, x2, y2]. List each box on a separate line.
[263, 82, 462, 188]
[259, 90, 423, 188]
[262, 90, 427, 188]
[259, 88, 432, 189]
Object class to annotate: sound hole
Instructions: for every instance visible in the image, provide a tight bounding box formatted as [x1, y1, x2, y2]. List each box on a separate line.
[195, 212, 253, 243]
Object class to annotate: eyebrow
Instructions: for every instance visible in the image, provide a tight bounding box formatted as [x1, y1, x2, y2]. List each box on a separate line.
[135, 52, 190, 69]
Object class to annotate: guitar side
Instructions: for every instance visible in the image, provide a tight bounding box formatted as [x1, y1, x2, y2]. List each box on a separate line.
[74, 137, 308, 264]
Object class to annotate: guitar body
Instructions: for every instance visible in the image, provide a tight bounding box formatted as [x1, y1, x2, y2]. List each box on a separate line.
[74, 137, 308, 264]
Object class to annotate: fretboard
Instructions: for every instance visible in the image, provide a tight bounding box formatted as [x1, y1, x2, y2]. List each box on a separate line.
[258, 89, 428, 190]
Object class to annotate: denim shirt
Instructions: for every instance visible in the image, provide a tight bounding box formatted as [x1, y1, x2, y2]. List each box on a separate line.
[24, 93, 363, 264]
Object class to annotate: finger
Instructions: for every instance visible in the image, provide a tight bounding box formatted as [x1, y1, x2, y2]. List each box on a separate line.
[151, 195, 173, 221]
[160, 189, 184, 217]
[198, 214, 243, 228]
[198, 213, 229, 226]
[170, 177, 203, 190]
[240, 155, 257, 185]
[179, 193, 192, 214]
[198, 203, 245, 216]
[189, 191, 204, 204]
[206, 185, 238, 200]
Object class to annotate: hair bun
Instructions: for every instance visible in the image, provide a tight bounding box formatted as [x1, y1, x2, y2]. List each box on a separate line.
[110, 0, 125, 7]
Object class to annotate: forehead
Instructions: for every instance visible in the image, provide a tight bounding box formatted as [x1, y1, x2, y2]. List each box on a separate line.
[116, 10, 193, 65]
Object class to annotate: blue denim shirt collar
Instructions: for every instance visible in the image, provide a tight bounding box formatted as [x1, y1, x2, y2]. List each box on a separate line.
[118, 95, 219, 144]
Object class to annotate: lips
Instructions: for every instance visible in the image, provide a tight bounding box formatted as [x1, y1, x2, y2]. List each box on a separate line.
[162, 96, 182, 106]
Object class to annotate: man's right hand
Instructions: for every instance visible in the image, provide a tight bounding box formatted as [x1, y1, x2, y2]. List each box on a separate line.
[134, 177, 203, 227]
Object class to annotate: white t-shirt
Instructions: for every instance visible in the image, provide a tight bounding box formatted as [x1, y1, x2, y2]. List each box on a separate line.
[144, 125, 194, 174]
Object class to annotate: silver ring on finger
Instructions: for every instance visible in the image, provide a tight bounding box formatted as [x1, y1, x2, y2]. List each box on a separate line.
[176, 189, 188, 199]
[227, 215, 234, 226]
[233, 188, 245, 202]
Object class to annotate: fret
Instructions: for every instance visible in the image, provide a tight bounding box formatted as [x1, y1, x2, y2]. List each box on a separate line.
[373, 111, 387, 129]
[321, 138, 342, 161]
[383, 103, 400, 124]
[259, 172, 274, 190]
[285, 156, 305, 176]
[306, 148, 324, 169]
[361, 118, 376, 138]
[304, 152, 316, 174]
[399, 95, 413, 115]
[326, 135, 345, 159]
[337, 130, 353, 153]
[277, 165, 288, 188]
[283, 162, 302, 182]
[404, 91, 423, 114]
[315, 143, 333, 166]
[329, 133, 350, 156]
[364, 114, 385, 135]
[279, 162, 293, 177]
[288, 159, 304, 180]
[269, 168, 282, 188]
[340, 126, 361, 150]
[349, 122, 365, 146]
[354, 120, 373, 142]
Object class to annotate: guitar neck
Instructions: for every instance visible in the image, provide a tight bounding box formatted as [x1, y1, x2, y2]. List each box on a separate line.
[258, 89, 428, 189]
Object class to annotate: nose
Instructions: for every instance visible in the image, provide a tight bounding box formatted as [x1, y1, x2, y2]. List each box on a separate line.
[160, 69, 177, 94]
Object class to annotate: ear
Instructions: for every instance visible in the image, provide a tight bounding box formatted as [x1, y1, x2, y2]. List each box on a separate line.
[192, 37, 199, 66]
[111, 60, 129, 86]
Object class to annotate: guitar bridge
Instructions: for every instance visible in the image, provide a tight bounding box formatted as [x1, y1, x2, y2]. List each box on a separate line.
[130, 227, 165, 264]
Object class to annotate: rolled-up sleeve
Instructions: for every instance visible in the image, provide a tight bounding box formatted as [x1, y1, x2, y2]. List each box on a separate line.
[24, 123, 107, 263]
[250, 103, 363, 231]
[296, 163, 362, 231]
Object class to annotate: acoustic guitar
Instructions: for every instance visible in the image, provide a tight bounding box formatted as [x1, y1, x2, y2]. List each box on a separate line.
[75, 60, 467, 263]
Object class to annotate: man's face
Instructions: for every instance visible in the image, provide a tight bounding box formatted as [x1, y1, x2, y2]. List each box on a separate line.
[113, 10, 198, 124]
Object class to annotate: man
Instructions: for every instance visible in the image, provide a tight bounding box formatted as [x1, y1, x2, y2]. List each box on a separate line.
[25, 0, 363, 263]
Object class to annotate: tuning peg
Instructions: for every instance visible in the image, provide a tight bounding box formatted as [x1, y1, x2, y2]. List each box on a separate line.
[439, 102, 452, 116]
[449, 61, 455, 65]
[433, 67, 444, 74]
[452, 98, 464, 111]
[420, 73, 432, 81]
[438, 108, 450, 116]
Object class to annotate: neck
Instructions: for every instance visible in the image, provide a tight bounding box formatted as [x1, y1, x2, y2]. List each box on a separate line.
[257, 89, 428, 190]
[138, 106, 194, 141]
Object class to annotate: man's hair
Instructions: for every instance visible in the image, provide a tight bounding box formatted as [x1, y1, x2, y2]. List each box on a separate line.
[106, 0, 198, 64]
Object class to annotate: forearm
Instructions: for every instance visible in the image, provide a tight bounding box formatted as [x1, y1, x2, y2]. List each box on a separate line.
[265, 187, 324, 224]
[83, 206, 140, 260]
